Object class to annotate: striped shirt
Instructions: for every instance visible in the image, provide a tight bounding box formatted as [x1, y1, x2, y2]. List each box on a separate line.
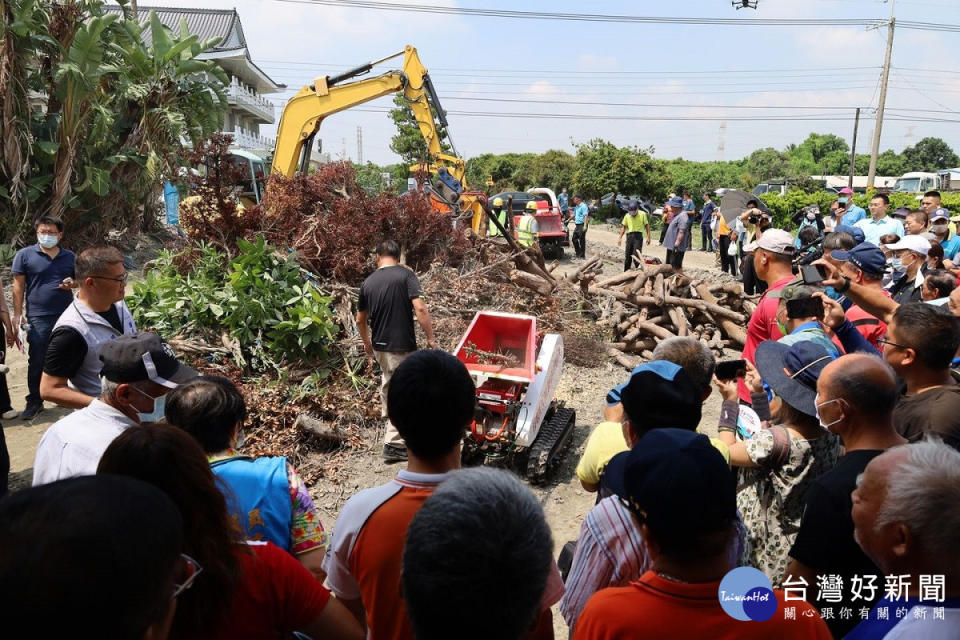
[559, 496, 648, 630]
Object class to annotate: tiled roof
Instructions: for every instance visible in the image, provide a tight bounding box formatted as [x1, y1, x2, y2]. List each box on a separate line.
[103, 6, 243, 50]
[102, 5, 283, 91]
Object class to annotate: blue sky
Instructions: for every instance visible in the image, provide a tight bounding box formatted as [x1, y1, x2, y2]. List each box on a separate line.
[128, 0, 960, 169]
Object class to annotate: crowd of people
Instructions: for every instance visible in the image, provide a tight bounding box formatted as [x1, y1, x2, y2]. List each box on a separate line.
[3, 193, 960, 639]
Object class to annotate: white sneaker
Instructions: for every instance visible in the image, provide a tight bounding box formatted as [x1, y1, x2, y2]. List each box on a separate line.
[2, 409, 19, 419]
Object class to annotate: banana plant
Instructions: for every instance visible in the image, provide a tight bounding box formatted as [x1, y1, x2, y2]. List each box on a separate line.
[0, 0, 56, 235]
[46, 10, 121, 219]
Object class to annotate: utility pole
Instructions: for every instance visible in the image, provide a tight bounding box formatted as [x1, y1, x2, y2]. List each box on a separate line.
[357, 126, 363, 164]
[867, 0, 895, 189]
[849, 107, 860, 189]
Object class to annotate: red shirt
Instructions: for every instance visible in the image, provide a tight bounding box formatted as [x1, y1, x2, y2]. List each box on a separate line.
[844, 289, 890, 350]
[213, 541, 331, 639]
[739, 275, 794, 402]
[573, 571, 831, 640]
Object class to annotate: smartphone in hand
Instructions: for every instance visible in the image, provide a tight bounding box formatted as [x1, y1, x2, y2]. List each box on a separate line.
[715, 359, 747, 381]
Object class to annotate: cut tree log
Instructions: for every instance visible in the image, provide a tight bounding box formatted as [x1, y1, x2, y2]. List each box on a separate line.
[607, 347, 640, 371]
[509, 269, 554, 296]
[695, 283, 747, 347]
[294, 414, 347, 444]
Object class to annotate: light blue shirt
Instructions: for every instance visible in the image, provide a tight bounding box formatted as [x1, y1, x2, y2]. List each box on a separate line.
[574, 202, 589, 225]
[941, 233, 960, 260]
[777, 322, 841, 358]
[854, 216, 905, 246]
[682, 199, 695, 212]
[558, 192, 569, 212]
[841, 205, 866, 226]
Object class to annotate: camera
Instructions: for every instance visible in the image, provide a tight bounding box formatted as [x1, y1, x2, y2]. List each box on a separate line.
[748, 215, 760, 224]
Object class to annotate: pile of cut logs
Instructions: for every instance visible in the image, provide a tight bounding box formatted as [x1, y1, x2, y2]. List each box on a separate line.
[481, 209, 758, 370]
[580, 263, 756, 369]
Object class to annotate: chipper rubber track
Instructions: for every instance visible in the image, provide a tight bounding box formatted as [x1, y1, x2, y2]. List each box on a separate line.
[525, 406, 576, 484]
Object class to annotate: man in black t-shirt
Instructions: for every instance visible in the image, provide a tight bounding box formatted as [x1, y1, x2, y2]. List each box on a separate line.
[357, 240, 436, 462]
[40, 247, 137, 408]
[785, 354, 907, 638]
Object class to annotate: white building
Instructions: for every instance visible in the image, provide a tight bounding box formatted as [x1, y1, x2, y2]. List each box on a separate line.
[109, 6, 319, 164]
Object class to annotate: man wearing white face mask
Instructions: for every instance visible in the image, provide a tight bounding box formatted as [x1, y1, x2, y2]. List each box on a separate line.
[783, 354, 906, 639]
[928, 207, 960, 260]
[883, 234, 930, 304]
[11, 216, 76, 420]
[32, 332, 196, 485]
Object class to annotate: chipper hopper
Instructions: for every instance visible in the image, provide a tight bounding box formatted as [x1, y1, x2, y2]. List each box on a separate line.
[453, 311, 576, 483]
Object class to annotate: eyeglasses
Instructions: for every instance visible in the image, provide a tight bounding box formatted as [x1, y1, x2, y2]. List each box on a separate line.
[91, 273, 128, 283]
[877, 337, 908, 350]
[171, 553, 203, 600]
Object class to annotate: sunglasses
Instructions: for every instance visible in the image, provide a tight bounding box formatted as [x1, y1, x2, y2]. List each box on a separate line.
[171, 553, 203, 600]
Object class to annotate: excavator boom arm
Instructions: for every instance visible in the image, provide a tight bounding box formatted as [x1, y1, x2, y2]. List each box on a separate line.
[270, 45, 464, 185]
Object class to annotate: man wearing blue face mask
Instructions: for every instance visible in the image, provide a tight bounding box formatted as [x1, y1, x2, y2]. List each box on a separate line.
[837, 187, 866, 226]
[32, 332, 196, 485]
[11, 216, 76, 421]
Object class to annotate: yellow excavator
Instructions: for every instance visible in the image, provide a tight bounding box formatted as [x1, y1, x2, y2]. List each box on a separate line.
[262, 45, 487, 230]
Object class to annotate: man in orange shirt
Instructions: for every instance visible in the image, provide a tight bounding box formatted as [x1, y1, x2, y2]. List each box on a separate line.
[323, 350, 475, 639]
[323, 350, 564, 639]
[574, 429, 831, 640]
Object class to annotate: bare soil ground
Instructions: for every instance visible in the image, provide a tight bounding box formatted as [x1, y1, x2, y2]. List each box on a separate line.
[4, 222, 735, 636]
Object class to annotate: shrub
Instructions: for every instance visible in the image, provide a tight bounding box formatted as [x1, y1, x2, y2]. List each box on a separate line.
[129, 237, 337, 370]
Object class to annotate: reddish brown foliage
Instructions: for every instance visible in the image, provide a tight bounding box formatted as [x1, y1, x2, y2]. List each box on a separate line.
[260, 162, 472, 285]
[178, 133, 263, 254]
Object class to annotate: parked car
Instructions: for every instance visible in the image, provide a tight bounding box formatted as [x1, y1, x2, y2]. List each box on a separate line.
[490, 191, 537, 214]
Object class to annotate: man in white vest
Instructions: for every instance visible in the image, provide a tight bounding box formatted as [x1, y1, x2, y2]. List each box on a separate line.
[40, 247, 137, 408]
[32, 331, 197, 485]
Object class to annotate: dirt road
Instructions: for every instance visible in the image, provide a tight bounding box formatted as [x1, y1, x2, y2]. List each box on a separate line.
[4, 221, 735, 636]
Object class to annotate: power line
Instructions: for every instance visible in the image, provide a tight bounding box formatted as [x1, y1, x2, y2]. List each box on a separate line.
[258, 60, 880, 77]
[273, 0, 960, 33]
[274, 0, 887, 27]
[443, 96, 872, 110]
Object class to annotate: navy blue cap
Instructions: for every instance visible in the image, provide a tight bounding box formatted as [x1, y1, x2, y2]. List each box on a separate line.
[667, 196, 684, 208]
[833, 224, 865, 244]
[755, 341, 836, 417]
[892, 206, 911, 219]
[931, 207, 950, 222]
[831, 242, 887, 277]
[618, 361, 703, 432]
[603, 429, 737, 537]
[606, 364, 643, 406]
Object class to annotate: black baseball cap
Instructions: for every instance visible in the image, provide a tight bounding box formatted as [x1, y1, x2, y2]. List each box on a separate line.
[619, 361, 703, 432]
[605, 429, 737, 538]
[99, 332, 198, 388]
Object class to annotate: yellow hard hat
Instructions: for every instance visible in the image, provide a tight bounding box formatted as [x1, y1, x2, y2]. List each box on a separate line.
[526, 201, 538, 211]
[492, 197, 503, 207]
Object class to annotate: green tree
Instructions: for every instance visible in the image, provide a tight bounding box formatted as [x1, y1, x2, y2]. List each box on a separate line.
[875, 150, 908, 176]
[388, 93, 451, 166]
[746, 147, 789, 182]
[572, 139, 669, 201]
[528, 149, 576, 193]
[793, 133, 849, 166]
[902, 137, 959, 172]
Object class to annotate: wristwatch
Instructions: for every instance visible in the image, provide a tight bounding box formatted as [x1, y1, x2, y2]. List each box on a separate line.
[836, 276, 852, 293]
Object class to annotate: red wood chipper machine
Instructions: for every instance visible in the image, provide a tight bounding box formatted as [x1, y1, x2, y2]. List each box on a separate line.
[453, 311, 576, 483]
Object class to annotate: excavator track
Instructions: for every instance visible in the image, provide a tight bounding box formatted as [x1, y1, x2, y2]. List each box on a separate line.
[525, 405, 577, 484]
